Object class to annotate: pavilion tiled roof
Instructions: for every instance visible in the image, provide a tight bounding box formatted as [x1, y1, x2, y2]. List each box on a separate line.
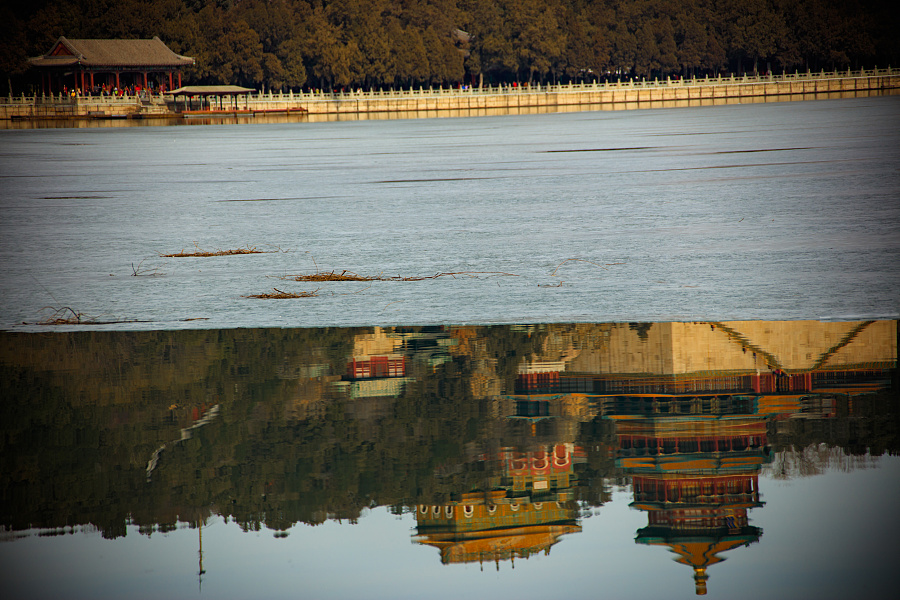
[29, 37, 194, 69]
[167, 85, 255, 95]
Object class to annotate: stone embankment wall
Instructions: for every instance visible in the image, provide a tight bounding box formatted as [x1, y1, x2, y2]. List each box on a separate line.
[0, 95, 171, 120]
[292, 69, 900, 117]
[2, 69, 898, 121]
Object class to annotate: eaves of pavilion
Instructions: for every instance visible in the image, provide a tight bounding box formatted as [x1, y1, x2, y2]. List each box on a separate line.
[28, 36, 194, 94]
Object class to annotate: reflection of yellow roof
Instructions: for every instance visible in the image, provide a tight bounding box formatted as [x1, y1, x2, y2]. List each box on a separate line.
[755, 395, 804, 415]
[652, 538, 752, 596]
[415, 524, 581, 564]
[669, 540, 746, 568]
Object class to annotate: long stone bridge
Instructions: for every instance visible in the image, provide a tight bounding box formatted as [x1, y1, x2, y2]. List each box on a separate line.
[2, 68, 898, 123]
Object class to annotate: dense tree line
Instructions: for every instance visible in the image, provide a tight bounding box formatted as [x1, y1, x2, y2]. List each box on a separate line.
[2, 0, 898, 94]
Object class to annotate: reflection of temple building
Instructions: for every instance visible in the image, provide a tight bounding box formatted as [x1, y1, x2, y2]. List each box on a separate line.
[324, 326, 458, 421]
[332, 326, 457, 402]
[333, 327, 410, 404]
[471, 320, 895, 587]
[414, 444, 585, 567]
[614, 405, 769, 596]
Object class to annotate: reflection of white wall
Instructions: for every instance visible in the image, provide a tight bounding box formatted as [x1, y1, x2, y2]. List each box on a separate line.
[338, 377, 413, 399]
[567, 321, 897, 375]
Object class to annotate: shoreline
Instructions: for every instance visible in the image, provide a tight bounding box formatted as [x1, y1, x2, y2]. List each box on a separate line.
[2, 68, 898, 128]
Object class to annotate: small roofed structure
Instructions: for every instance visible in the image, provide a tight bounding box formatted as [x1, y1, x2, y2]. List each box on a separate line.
[167, 86, 256, 113]
[29, 36, 194, 95]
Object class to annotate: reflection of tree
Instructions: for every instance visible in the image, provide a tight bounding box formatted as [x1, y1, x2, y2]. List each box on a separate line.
[628, 322, 653, 341]
[767, 445, 879, 479]
[766, 390, 900, 470]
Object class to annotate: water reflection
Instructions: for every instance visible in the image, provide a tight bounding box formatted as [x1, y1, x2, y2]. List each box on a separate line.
[413, 443, 584, 567]
[613, 400, 768, 595]
[0, 320, 896, 597]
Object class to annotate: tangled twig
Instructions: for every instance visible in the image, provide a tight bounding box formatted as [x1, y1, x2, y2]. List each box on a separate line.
[36, 306, 148, 325]
[282, 270, 518, 282]
[132, 259, 164, 276]
[160, 242, 273, 258]
[38, 306, 93, 325]
[244, 288, 321, 299]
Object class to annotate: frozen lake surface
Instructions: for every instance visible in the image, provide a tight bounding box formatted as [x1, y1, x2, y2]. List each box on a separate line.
[1, 96, 899, 330]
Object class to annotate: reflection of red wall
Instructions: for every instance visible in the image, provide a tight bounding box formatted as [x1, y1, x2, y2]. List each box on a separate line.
[516, 372, 560, 392]
[192, 404, 214, 422]
[647, 507, 749, 530]
[346, 356, 405, 379]
[751, 373, 811, 393]
[633, 474, 760, 504]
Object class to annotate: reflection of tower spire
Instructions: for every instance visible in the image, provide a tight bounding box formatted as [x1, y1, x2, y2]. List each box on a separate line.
[694, 567, 708, 595]
[198, 522, 206, 592]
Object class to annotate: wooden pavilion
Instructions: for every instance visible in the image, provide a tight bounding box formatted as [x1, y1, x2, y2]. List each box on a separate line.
[167, 85, 257, 113]
[29, 37, 194, 95]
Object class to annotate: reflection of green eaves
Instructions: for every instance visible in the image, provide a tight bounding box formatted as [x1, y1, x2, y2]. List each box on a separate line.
[710, 322, 784, 372]
[811, 321, 875, 371]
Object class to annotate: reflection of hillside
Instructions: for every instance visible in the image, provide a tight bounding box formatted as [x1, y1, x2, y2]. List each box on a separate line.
[0, 320, 895, 546]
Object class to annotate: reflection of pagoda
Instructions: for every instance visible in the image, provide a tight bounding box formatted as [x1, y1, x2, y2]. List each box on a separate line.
[414, 444, 584, 567]
[614, 407, 769, 596]
[506, 320, 895, 593]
